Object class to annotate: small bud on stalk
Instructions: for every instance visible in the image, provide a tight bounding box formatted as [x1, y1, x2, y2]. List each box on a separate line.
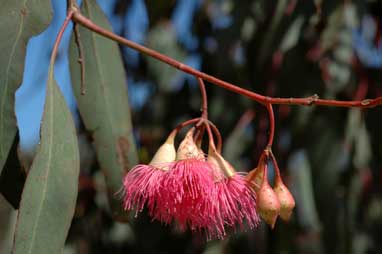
[256, 165, 280, 229]
[274, 175, 295, 221]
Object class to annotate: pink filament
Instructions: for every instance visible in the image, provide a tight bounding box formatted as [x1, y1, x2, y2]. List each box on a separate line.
[123, 162, 259, 240]
[215, 174, 260, 232]
[122, 164, 168, 220]
[161, 159, 220, 235]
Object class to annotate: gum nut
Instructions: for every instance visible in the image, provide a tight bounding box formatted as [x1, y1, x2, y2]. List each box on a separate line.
[247, 164, 265, 192]
[257, 181, 280, 228]
[274, 179, 295, 221]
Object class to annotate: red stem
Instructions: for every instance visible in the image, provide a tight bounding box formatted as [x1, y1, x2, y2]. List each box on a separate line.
[51, 11, 74, 65]
[269, 150, 281, 181]
[170, 118, 200, 137]
[206, 121, 222, 152]
[194, 125, 205, 147]
[205, 123, 216, 151]
[266, 103, 275, 148]
[198, 78, 208, 119]
[72, 11, 382, 109]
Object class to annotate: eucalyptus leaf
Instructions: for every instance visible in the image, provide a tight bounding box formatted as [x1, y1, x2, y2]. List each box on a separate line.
[280, 16, 304, 52]
[0, 196, 17, 254]
[345, 108, 362, 143]
[287, 150, 321, 231]
[146, 22, 187, 92]
[69, 0, 138, 221]
[353, 122, 371, 169]
[223, 112, 254, 170]
[257, 0, 288, 66]
[0, 0, 52, 175]
[345, 108, 371, 169]
[203, 241, 225, 254]
[12, 66, 80, 254]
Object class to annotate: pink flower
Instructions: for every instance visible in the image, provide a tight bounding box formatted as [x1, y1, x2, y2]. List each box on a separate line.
[123, 164, 167, 217]
[215, 174, 259, 230]
[122, 133, 176, 221]
[161, 128, 220, 236]
[123, 128, 260, 240]
[208, 147, 259, 235]
[162, 158, 218, 232]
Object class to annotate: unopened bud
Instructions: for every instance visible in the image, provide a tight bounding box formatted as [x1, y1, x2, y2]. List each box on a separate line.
[150, 132, 176, 169]
[274, 177, 295, 221]
[207, 146, 235, 178]
[247, 157, 267, 192]
[176, 128, 204, 160]
[257, 165, 280, 228]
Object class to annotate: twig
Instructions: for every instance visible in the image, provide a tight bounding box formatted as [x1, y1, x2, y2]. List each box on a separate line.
[198, 78, 208, 119]
[51, 12, 74, 65]
[266, 104, 275, 148]
[169, 118, 201, 137]
[269, 150, 281, 180]
[71, 11, 382, 109]
[206, 120, 222, 153]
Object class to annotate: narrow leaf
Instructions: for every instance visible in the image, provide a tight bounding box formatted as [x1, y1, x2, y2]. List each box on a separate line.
[0, 133, 26, 209]
[12, 66, 80, 254]
[287, 150, 321, 231]
[69, 0, 138, 221]
[0, 0, 52, 174]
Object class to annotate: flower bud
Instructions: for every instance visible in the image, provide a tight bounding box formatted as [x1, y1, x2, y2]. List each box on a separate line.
[257, 165, 280, 228]
[207, 146, 235, 178]
[247, 157, 267, 192]
[274, 177, 295, 221]
[149, 132, 176, 169]
[176, 128, 204, 160]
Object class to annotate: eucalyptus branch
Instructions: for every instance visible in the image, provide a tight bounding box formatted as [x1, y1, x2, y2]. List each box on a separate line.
[51, 11, 74, 65]
[71, 10, 382, 109]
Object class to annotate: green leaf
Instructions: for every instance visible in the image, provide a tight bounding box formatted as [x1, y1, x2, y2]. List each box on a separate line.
[287, 150, 321, 231]
[69, 0, 138, 221]
[0, 0, 52, 175]
[203, 241, 225, 254]
[223, 111, 255, 170]
[280, 16, 305, 52]
[12, 66, 80, 254]
[0, 133, 26, 209]
[0, 195, 17, 254]
[146, 22, 187, 92]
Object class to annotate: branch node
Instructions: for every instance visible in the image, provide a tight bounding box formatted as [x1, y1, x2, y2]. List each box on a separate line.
[361, 99, 371, 106]
[264, 96, 272, 104]
[307, 94, 319, 105]
[68, 0, 80, 13]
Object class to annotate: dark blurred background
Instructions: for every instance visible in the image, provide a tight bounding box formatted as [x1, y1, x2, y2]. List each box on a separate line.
[1, 0, 382, 253]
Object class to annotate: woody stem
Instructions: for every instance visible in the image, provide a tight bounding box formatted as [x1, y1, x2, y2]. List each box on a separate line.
[266, 103, 275, 148]
[71, 11, 382, 108]
[198, 78, 208, 120]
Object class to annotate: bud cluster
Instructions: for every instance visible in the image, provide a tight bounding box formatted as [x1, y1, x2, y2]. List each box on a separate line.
[123, 124, 260, 239]
[247, 151, 296, 228]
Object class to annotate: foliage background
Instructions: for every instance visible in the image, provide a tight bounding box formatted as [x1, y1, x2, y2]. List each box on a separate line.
[1, 0, 382, 253]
